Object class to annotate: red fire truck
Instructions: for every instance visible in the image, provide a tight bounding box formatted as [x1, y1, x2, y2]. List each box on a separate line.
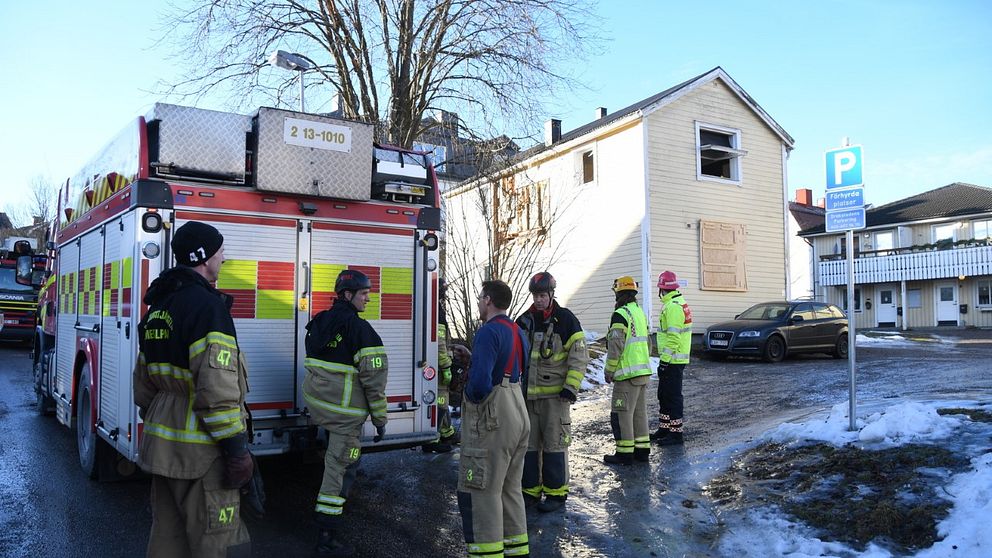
[34, 104, 444, 478]
[1, 239, 47, 343]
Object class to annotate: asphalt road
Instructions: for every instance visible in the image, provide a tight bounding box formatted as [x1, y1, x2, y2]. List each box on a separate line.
[1, 334, 990, 557]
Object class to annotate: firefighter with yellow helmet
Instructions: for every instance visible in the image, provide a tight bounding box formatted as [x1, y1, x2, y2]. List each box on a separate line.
[603, 276, 652, 465]
[515, 271, 588, 512]
[651, 270, 692, 445]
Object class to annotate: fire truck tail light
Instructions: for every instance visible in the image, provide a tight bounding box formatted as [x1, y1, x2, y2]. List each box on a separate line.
[420, 233, 439, 251]
[141, 212, 163, 233]
[423, 366, 436, 381]
[422, 390, 436, 405]
[427, 258, 437, 271]
[142, 242, 161, 259]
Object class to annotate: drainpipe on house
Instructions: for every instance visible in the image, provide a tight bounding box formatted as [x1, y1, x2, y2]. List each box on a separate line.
[901, 280, 908, 331]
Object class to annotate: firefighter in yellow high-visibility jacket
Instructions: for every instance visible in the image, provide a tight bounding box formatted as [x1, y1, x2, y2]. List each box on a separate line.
[650, 270, 692, 446]
[603, 276, 652, 465]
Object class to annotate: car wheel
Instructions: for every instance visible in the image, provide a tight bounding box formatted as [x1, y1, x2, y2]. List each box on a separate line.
[833, 334, 849, 359]
[762, 335, 786, 363]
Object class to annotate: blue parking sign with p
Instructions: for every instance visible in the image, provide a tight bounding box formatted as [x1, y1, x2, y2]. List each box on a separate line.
[825, 145, 864, 190]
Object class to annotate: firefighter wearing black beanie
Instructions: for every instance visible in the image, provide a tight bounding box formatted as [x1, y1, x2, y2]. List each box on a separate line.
[171, 221, 224, 267]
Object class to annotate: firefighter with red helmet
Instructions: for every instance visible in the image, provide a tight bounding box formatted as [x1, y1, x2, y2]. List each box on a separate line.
[515, 271, 588, 512]
[303, 269, 389, 558]
[650, 270, 692, 445]
[603, 276, 652, 465]
[134, 221, 253, 558]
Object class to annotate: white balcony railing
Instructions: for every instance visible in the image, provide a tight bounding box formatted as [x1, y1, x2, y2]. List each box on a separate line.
[818, 244, 992, 286]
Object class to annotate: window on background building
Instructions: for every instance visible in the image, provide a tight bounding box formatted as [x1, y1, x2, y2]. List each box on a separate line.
[696, 122, 745, 183]
[907, 289, 922, 308]
[932, 222, 958, 243]
[972, 219, 992, 240]
[581, 151, 595, 184]
[841, 286, 862, 312]
[979, 279, 991, 307]
[874, 230, 895, 251]
[839, 235, 862, 258]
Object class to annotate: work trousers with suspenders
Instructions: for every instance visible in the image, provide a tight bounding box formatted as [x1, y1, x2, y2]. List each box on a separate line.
[457, 319, 531, 558]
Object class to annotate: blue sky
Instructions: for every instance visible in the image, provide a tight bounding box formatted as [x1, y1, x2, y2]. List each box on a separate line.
[2, 1, 990, 222]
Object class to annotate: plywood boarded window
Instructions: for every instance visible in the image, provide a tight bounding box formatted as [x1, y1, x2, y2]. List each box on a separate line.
[699, 220, 747, 291]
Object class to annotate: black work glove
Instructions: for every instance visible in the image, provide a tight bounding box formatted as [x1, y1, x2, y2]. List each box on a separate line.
[218, 433, 254, 489]
[558, 388, 577, 403]
[240, 454, 266, 519]
[657, 362, 669, 376]
[373, 423, 386, 443]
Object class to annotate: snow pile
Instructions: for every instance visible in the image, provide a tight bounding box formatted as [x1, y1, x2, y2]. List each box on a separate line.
[763, 401, 961, 447]
[721, 400, 992, 558]
[856, 333, 916, 346]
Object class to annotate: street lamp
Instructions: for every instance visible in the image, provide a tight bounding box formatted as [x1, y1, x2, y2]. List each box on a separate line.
[268, 50, 313, 112]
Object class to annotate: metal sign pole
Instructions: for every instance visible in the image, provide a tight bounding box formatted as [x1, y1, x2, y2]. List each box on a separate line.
[846, 228, 857, 431]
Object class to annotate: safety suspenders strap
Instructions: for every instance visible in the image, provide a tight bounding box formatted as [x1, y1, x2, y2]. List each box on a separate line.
[492, 316, 523, 378]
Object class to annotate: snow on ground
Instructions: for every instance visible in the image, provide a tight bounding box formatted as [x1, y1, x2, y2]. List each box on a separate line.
[719, 400, 992, 558]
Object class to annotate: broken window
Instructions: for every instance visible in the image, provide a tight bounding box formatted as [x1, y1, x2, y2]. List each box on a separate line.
[696, 123, 745, 182]
[495, 176, 550, 240]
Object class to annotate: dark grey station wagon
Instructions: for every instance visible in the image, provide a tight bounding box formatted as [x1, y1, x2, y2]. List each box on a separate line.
[704, 301, 849, 362]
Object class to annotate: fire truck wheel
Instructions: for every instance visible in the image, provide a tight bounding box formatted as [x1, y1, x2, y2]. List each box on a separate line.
[33, 355, 55, 416]
[76, 363, 106, 479]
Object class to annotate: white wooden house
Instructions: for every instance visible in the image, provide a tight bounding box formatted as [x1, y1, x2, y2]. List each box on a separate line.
[444, 67, 796, 336]
[800, 183, 992, 329]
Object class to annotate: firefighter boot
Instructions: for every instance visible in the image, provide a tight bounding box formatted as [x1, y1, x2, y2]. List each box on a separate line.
[537, 495, 566, 513]
[421, 441, 453, 453]
[656, 432, 684, 446]
[649, 427, 672, 441]
[314, 529, 355, 558]
[634, 448, 650, 462]
[603, 453, 633, 466]
[440, 430, 461, 446]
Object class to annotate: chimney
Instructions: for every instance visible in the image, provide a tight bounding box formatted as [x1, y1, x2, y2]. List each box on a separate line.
[433, 109, 459, 127]
[327, 94, 342, 117]
[544, 119, 561, 147]
[595, 107, 607, 119]
[795, 188, 813, 206]
[816, 198, 826, 208]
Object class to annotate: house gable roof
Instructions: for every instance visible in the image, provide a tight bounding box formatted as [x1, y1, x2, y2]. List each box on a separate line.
[448, 67, 794, 195]
[789, 202, 825, 231]
[513, 67, 794, 163]
[800, 183, 992, 235]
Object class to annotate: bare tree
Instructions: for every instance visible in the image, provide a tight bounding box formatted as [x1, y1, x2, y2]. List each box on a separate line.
[3, 176, 58, 228]
[443, 147, 574, 341]
[160, 0, 599, 146]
